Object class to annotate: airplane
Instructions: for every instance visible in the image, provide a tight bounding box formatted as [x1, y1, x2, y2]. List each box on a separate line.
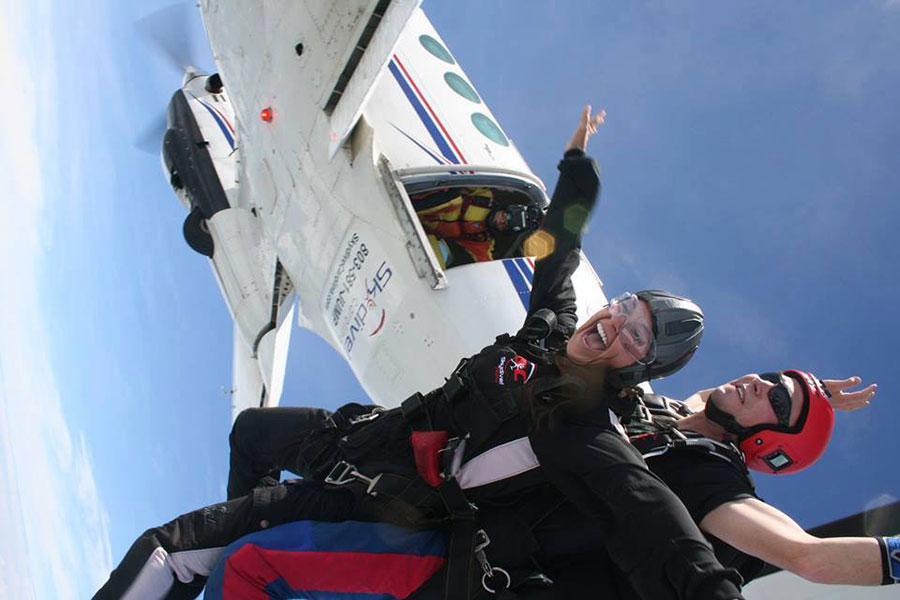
[157, 1, 898, 597]
[161, 0, 608, 418]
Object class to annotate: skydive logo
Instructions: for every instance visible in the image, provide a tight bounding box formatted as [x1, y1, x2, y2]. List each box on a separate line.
[344, 261, 393, 355]
[495, 353, 535, 386]
[509, 354, 536, 384]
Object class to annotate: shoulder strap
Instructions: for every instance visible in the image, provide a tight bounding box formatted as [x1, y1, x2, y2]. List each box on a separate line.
[630, 428, 748, 475]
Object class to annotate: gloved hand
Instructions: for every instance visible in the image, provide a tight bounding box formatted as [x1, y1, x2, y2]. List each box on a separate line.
[881, 536, 900, 585]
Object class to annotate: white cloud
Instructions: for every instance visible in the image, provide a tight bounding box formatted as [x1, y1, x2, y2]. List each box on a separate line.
[0, 3, 113, 597]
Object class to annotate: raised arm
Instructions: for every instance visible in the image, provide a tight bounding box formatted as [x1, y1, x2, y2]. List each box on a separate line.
[526, 106, 604, 343]
[683, 375, 877, 413]
[701, 497, 884, 585]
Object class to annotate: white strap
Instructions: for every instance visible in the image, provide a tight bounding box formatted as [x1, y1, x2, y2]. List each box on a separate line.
[455, 437, 539, 489]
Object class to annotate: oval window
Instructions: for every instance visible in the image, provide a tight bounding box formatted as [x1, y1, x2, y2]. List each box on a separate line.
[471, 113, 509, 146]
[444, 72, 481, 103]
[419, 35, 455, 64]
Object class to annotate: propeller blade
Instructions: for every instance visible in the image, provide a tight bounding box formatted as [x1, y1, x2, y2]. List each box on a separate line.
[133, 111, 167, 155]
[135, 3, 199, 73]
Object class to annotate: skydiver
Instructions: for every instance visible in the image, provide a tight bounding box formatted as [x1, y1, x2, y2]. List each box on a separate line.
[483, 371, 894, 599]
[95, 106, 746, 599]
[413, 186, 543, 268]
[217, 370, 894, 599]
[220, 106, 747, 599]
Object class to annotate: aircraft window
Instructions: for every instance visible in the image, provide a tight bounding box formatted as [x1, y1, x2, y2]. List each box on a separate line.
[407, 182, 545, 270]
[419, 35, 455, 64]
[471, 113, 509, 147]
[444, 72, 481, 104]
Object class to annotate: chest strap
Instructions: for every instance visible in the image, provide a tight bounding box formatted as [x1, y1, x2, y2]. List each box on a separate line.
[630, 429, 747, 473]
[401, 358, 469, 430]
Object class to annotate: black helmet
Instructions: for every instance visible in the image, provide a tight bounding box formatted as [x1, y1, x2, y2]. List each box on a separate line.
[488, 204, 543, 233]
[616, 290, 704, 385]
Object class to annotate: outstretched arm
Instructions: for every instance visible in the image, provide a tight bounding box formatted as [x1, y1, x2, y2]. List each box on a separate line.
[701, 497, 884, 585]
[683, 375, 877, 413]
[526, 106, 605, 342]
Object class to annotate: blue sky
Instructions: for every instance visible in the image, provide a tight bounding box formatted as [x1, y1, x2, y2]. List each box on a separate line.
[0, 1, 898, 597]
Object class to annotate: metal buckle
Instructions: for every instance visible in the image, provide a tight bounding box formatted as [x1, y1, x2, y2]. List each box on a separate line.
[437, 435, 466, 480]
[347, 407, 384, 425]
[636, 401, 653, 425]
[524, 573, 554, 586]
[474, 529, 491, 554]
[482, 568, 511, 594]
[323, 460, 383, 495]
[324, 461, 356, 485]
[473, 529, 511, 594]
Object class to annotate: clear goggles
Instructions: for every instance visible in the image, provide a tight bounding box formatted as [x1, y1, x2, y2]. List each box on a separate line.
[608, 293, 657, 365]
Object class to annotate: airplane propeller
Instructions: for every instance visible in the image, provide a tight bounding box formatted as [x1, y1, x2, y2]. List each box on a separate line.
[134, 114, 168, 155]
[135, 3, 205, 75]
[133, 4, 210, 154]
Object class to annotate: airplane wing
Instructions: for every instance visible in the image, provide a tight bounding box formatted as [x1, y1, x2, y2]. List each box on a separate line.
[199, 0, 422, 210]
[197, 0, 420, 417]
[229, 298, 294, 418]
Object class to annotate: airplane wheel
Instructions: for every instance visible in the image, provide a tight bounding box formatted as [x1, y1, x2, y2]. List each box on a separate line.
[183, 206, 214, 257]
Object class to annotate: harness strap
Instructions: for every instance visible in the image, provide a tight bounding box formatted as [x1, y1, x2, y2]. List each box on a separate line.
[401, 360, 469, 432]
[438, 478, 481, 599]
[630, 429, 747, 473]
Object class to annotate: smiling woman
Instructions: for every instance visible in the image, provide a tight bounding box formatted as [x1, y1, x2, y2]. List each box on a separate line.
[566, 292, 655, 368]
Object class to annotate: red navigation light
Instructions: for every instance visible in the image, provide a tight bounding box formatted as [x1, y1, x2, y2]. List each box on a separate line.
[260, 107, 273, 122]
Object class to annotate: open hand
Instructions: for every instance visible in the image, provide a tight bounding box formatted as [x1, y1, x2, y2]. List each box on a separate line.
[565, 105, 606, 152]
[822, 376, 877, 411]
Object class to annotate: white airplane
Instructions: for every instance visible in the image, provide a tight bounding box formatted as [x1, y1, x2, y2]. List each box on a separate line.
[158, 1, 897, 597]
[161, 0, 608, 417]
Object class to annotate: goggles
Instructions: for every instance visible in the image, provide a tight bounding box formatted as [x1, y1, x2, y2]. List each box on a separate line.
[759, 372, 793, 426]
[608, 293, 656, 365]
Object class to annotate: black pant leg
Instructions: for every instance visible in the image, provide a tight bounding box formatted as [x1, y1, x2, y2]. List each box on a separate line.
[94, 481, 356, 600]
[227, 406, 334, 499]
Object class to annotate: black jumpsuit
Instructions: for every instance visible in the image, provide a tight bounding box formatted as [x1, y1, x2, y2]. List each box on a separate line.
[227, 150, 744, 600]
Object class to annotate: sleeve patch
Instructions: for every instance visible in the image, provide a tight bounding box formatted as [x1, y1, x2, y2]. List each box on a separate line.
[496, 353, 536, 386]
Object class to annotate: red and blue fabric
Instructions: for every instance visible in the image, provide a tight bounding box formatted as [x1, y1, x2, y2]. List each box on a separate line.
[204, 520, 447, 600]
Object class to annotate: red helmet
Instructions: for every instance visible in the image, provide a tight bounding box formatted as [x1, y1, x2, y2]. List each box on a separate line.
[740, 370, 835, 474]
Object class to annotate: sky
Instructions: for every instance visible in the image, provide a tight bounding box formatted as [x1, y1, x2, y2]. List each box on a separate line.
[0, 1, 898, 597]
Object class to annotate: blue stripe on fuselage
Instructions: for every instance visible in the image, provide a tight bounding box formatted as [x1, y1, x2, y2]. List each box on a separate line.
[503, 259, 531, 310]
[515, 258, 534, 286]
[194, 96, 235, 149]
[390, 123, 447, 166]
[388, 60, 458, 165]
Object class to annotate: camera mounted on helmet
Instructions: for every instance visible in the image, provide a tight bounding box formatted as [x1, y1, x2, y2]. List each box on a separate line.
[489, 204, 543, 233]
[705, 369, 835, 474]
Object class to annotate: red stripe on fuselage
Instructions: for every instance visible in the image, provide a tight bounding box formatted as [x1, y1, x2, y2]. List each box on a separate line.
[393, 55, 468, 164]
